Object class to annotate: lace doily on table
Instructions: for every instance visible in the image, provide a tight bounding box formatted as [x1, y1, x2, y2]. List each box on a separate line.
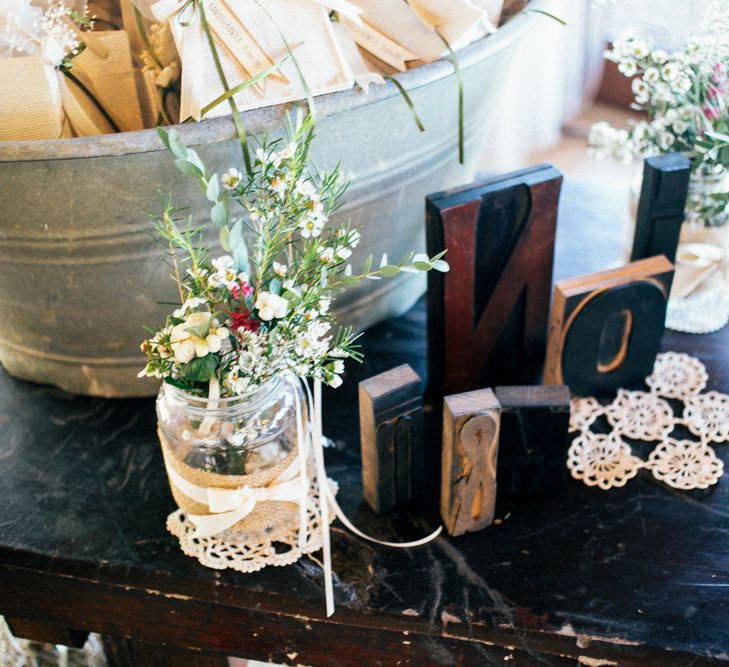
[666, 286, 729, 334]
[568, 352, 726, 491]
[167, 479, 337, 572]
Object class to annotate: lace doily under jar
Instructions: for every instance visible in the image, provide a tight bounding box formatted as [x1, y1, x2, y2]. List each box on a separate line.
[568, 352, 726, 491]
[166, 478, 337, 572]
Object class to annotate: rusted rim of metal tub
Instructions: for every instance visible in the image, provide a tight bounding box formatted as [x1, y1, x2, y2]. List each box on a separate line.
[0, 1, 545, 161]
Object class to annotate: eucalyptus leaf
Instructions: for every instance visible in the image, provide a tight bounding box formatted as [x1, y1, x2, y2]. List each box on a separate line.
[229, 219, 249, 273]
[156, 126, 171, 151]
[168, 130, 188, 160]
[379, 253, 388, 268]
[180, 354, 217, 382]
[219, 225, 231, 252]
[269, 277, 282, 295]
[431, 259, 450, 272]
[206, 174, 220, 202]
[379, 265, 400, 277]
[175, 159, 203, 178]
[185, 149, 206, 174]
[211, 200, 228, 227]
[413, 262, 432, 271]
[363, 254, 373, 274]
[339, 275, 361, 286]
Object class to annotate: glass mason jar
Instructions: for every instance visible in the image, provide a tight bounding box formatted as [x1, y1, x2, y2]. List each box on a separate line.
[677, 172, 729, 292]
[684, 171, 729, 230]
[156, 372, 303, 477]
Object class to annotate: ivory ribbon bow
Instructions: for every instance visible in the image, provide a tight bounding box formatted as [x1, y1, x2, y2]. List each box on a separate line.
[148, 0, 364, 120]
[164, 452, 305, 538]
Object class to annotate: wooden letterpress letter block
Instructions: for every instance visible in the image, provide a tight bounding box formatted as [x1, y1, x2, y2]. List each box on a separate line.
[426, 164, 562, 398]
[359, 365, 424, 513]
[441, 389, 500, 536]
[631, 153, 691, 264]
[544, 256, 674, 397]
[494, 385, 571, 497]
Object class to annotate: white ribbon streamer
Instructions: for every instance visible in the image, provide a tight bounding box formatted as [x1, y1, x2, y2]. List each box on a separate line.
[299, 378, 443, 617]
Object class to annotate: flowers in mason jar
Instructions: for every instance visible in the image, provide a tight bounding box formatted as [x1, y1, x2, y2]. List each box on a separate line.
[139, 115, 449, 395]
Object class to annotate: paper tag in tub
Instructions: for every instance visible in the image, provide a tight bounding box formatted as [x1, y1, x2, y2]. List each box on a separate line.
[153, 0, 354, 121]
[343, 0, 495, 69]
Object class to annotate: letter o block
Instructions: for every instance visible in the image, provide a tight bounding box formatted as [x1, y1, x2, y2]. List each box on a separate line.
[545, 257, 674, 397]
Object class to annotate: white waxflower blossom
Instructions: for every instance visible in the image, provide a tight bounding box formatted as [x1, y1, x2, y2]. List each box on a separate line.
[209, 255, 239, 289]
[295, 178, 316, 198]
[629, 41, 649, 59]
[173, 296, 207, 318]
[255, 291, 288, 321]
[644, 67, 660, 84]
[279, 142, 296, 160]
[652, 49, 668, 65]
[255, 147, 282, 168]
[221, 168, 243, 190]
[679, 106, 694, 121]
[661, 63, 679, 81]
[674, 77, 692, 94]
[273, 261, 287, 277]
[348, 230, 361, 248]
[318, 247, 334, 263]
[657, 131, 676, 150]
[618, 59, 637, 77]
[299, 217, 324, 238]
[632, 79, 649, 101]
[270, 176, 287, 197]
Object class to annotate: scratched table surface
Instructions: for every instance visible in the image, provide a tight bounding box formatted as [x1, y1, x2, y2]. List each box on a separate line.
[1, 180, 729, 667]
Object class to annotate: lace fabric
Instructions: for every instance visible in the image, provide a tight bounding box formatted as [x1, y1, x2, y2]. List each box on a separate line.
[568, 352, 726, 491]
[167, 478, 337, 573]
[666, 287, 729, 335]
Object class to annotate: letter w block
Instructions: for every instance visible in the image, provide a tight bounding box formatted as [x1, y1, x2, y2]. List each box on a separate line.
[426, 164, 563, 398]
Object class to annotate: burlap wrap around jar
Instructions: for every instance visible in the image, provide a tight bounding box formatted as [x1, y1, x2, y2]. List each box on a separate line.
[156, 372, 307, 542]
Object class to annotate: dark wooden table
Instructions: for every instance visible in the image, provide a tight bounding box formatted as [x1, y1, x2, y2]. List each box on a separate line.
[1, 180, 729, 666]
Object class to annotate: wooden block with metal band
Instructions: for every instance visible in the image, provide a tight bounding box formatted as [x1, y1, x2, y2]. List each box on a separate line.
[359, 364, 425, 513]
[544, 256, 675, 397]
[441, 388, 500, 537]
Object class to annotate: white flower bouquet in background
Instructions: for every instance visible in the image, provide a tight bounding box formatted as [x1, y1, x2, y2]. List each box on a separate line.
[588, 29, 729, 224]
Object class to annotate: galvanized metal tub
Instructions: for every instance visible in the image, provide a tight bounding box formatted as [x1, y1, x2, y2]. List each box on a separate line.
[0, 7, 542, 397]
